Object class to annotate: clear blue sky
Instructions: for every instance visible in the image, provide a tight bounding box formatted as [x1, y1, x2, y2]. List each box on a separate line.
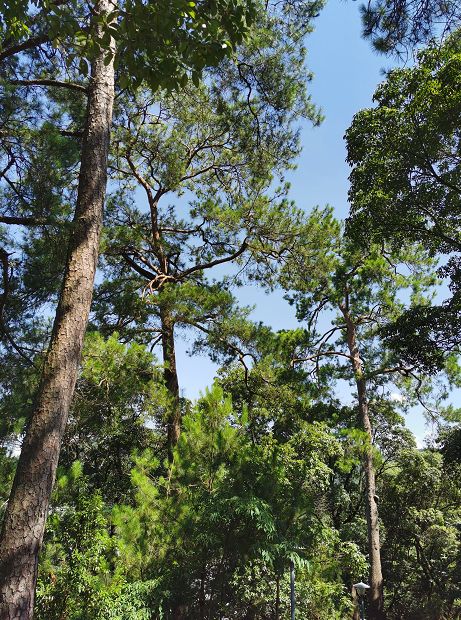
[175, 0, 439, 444]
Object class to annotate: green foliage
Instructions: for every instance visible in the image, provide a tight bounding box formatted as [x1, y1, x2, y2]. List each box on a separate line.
[59, 333, 168, 505]
[346, 36, 461, 256]
[0, 0, 258, 93]
[379, 448, 461, 619]
[113, 382, 343, 618]
[36, 466, 125, 620]
[345, 35, 461, 372]
[359, 0, 461, 54]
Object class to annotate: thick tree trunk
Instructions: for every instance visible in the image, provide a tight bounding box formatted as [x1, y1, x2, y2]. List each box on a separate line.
[340, 302, 385, 620]
[0, 5, 115, 618]
[160, 304, 181, 461]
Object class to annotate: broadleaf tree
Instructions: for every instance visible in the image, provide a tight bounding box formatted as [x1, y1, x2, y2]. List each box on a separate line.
[345, 34, 461, 374]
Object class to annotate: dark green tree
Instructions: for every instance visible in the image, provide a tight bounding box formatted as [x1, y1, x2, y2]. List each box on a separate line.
[35, 465, 123, 620]
[379, 447, 461, 619]
[113, 383, 343, 620]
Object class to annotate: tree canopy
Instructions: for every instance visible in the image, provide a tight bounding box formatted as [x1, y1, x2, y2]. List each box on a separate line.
[345, 34, 461, 373]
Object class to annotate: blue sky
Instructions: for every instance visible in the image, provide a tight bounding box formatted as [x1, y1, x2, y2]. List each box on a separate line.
[173, 0, 442, 444]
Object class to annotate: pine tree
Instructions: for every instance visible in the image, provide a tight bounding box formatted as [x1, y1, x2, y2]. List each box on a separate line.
[278, 209, 441, 620]
[91, 5, 324, 456]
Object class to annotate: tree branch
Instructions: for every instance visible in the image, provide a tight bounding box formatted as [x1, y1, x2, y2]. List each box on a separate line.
[9, 79, 87, 94]
[291, 350, 356, 366]
[121, 252, 157, 281]
[0, 216, 52, 226]
[178, 240, 248, 280]
[0, 33, 50, 63]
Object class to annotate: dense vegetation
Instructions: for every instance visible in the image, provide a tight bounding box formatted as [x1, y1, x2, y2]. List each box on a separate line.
[1, 2, 461, 620]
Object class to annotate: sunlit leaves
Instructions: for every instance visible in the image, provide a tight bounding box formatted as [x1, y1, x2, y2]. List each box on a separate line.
[345, 35, 461, 372]
[0, 0, 256, 92]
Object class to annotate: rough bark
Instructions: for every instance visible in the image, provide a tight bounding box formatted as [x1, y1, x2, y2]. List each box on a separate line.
[160, 304, 181, 461]
[340, 300, 385, 620]
[0, 4, 115, 618]
[357, 376, 384, 620]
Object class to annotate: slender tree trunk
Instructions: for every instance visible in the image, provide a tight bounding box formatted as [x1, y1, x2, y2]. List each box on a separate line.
[356, 377, 384, 620]
[275, 574, 280, 620]
[0, 5, 115, 618]
[340, 301, 385, 620]
[199, 563, 206, 620]
[160, 303, 181, 461]
[351, 584, 360, 620]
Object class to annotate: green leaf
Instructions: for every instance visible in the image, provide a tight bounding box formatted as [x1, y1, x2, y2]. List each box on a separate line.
[119, 75, 129, 89]
[65, 53, 76, 68]
[192, 71, 200, 87]
[79, 58, 88, 76]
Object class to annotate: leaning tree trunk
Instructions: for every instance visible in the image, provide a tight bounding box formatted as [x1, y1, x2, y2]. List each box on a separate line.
[160, 303, 181, 461]
[340, 302, 385, 620]
[0, 5, 115, 618]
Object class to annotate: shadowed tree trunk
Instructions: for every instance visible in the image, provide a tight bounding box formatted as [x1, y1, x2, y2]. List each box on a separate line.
[340, 301, 385, 620]
[160, 303, 181, 461]
[0, 3, 115, 618]
[275, 574, 280, 620]
[199, 563, 206, 620]
[352, 584, 361, 620]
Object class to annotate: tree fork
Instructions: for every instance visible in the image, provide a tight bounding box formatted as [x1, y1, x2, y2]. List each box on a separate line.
[0, 3, 115, 617]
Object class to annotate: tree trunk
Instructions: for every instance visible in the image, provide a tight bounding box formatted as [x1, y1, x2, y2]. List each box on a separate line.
[275, 574, 280, 620]
[199, 563, 206, 620]
[352, 584, 360, 620]
[356, 376, 384, 620]
[160, 304, 181, 461]
[0, 5, 115, 618]
[340, 301, 385, 620]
